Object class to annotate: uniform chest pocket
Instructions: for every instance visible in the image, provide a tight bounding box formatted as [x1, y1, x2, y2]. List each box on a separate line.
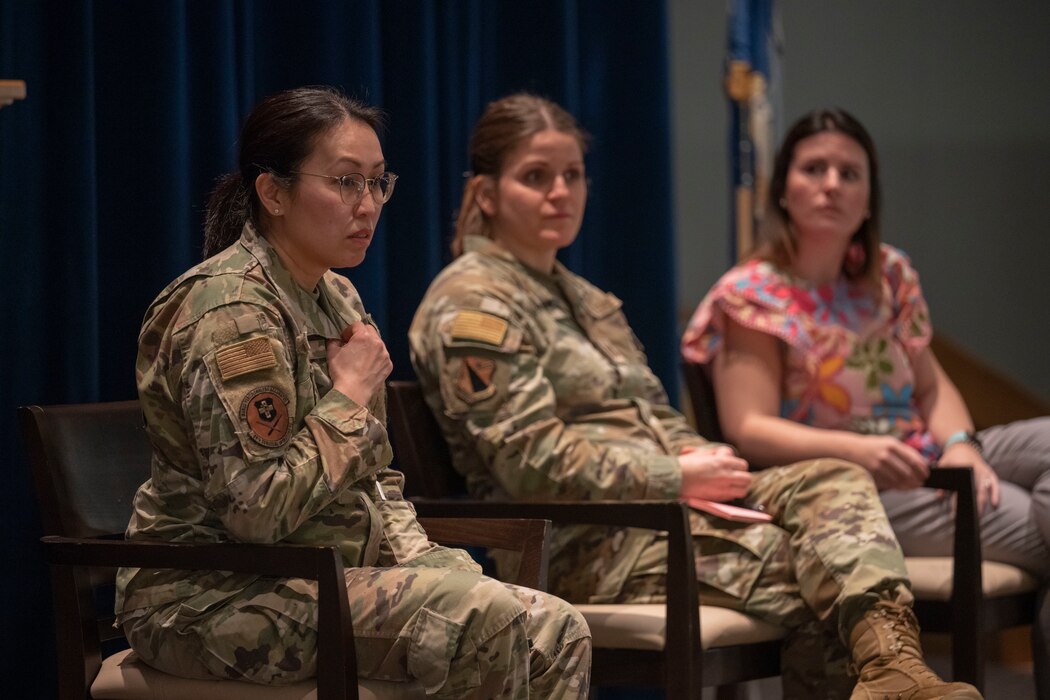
[305, 335, 334, 398]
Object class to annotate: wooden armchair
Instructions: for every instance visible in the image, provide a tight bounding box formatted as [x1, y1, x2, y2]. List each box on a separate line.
[387, 380, 786, 699]
[21, 400, 550, 700]
[680, 359, 1040, 692]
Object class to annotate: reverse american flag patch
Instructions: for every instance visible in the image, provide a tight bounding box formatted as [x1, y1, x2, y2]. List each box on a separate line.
[450, 310, 508, 347]
[216, 337, 277, 381]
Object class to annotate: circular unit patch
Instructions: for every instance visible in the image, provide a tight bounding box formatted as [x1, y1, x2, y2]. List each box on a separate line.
[240, 386, 291, 448]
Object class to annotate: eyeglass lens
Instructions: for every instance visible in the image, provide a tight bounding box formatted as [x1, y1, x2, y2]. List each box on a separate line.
[339, 173, 396, 204]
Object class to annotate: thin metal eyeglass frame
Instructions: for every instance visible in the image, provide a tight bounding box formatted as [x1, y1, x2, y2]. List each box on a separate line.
[292, 171, 398, 205]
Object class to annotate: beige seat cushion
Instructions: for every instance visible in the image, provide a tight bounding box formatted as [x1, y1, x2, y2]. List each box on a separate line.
[92, 649, 425, 700]
[906, 556, 1039, 601]
[576, 603, 786, 652]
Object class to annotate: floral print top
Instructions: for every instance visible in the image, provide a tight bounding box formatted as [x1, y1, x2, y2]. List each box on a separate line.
[681, 244, 940, 460]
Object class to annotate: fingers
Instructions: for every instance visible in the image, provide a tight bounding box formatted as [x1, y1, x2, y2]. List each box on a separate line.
[678, 451, 752, 501]
[341, 320, 378, 343]
[878, 440, 928, 489]
[325, 338, 342, 362]
[896, 442, 930, 484]
[976, 472, 1000, 514]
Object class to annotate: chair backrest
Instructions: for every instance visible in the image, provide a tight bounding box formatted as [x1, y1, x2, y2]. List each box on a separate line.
[680, 360, 725, 442]
[387, 380, 466, 499]
[22, 400, 150, 539]
[22, 399, 549, 700]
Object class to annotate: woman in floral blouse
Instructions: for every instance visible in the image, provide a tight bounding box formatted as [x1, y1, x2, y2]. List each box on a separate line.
[682, 108, 1050, 695]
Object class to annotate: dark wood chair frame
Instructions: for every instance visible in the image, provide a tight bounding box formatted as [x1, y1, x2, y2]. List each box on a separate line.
[680, 359, 1039, 692]
[387, 380, 783, 699]
[22, 400, 550, 700]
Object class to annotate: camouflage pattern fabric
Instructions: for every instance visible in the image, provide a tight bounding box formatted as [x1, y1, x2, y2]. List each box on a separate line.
[409, 236, 914, 698]
[117, 223, 591, 697]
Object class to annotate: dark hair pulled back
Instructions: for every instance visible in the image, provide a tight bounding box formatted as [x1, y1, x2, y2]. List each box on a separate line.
[451, 93, 588, 257]
[202, 86, 385, 259]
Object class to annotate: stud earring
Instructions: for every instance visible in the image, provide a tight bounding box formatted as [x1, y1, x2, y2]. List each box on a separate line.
[274, 208, 280, 214]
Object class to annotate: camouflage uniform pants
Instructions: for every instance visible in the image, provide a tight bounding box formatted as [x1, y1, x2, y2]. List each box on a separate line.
[124, 566, 592, 699]
[619, 459, 912, 700]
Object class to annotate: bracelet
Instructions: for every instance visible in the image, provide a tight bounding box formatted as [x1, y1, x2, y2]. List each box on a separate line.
[943, 429, 983, 455]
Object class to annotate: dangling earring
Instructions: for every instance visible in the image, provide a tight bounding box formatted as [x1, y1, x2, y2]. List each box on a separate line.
[844, 240, 866, 277]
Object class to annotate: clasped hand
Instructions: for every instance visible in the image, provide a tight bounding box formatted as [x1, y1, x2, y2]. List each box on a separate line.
[326, 321, 392, 408]
[940, 442, 999, 514]
[678, 445, 752, 502]
[850, 434, 929, 491]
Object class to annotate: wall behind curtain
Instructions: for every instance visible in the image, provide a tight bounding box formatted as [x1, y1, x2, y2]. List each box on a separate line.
[0, 0, 676, 681]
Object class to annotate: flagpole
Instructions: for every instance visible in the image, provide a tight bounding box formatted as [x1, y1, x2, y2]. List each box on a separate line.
[726, 60, 754, 263]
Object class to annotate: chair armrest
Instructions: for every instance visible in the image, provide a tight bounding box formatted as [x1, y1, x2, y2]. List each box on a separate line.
[41, 536, 355, 700]
[413, 500, 702, 668]
[921, 467, 981, 628]
[417, 517, 550, 589]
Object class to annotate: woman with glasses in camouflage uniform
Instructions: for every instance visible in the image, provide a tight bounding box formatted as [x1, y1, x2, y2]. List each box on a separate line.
[115, 86, 591, 698]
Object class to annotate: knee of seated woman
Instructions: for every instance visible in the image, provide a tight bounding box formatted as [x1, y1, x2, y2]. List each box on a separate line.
[778, 457, 875, 487]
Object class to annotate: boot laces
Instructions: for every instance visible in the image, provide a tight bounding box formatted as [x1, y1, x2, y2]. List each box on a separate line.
[871, 605, 940, 681]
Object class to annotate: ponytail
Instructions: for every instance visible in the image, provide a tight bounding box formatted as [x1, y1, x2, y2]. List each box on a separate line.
[201, 87, 387, 260]
[450, 176, 488, 258]
[202, 173, 252, 259]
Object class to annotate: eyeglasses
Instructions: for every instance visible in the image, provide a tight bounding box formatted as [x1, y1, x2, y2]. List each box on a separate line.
[292, 171, 398, 205]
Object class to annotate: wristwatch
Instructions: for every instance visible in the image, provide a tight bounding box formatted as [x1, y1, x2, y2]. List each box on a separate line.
[943, 429, 983, 456]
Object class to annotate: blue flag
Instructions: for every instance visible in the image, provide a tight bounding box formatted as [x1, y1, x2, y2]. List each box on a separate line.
[726, 0, 781, 262]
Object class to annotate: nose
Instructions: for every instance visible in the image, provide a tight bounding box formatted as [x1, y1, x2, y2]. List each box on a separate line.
[823, 168, 841, 191]
[355, 187, 381, 215]
[547, 174, 571, 199]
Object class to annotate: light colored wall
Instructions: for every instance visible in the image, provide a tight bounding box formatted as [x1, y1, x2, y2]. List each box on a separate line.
[670, 0, 1050, 403]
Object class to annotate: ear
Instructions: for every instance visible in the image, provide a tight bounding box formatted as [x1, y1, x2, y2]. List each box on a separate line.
[255, 172, 283, 216]
[474, 175, 497, 217]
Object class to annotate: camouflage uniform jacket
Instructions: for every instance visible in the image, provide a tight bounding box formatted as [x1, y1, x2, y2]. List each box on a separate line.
[410, 236, 741, 603]
[117, 223, 477, 622]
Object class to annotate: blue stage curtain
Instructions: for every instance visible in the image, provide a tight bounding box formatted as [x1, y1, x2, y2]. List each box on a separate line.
[0, 0, 674, 684]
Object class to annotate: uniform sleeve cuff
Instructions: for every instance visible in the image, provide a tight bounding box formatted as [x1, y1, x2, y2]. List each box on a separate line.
[313, 388, 370, 433]
[644, 455, 682, 499]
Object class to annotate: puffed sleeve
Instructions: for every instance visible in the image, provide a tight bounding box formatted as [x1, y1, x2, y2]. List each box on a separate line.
[682, 259, 821, 364]
[882, 245, 932, 355]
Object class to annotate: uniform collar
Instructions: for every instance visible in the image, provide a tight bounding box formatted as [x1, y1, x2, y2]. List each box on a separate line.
[239, 222, 349, 339]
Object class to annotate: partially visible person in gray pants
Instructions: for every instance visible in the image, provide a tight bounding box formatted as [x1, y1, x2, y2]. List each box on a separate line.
[882, 417, 1050, 697]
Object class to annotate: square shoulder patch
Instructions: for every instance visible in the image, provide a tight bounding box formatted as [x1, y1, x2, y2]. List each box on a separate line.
[216, 337, 277, 381]
[450, 310, 508, 347]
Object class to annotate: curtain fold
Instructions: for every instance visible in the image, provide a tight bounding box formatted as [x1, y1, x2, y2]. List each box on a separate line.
[0, 0, 674, 682]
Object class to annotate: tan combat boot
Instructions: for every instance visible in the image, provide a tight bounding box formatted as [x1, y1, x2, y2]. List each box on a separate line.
[849, 600, 983, 699]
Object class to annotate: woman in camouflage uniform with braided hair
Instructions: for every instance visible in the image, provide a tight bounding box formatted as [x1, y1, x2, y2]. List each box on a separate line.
[115, 86, 591, 698]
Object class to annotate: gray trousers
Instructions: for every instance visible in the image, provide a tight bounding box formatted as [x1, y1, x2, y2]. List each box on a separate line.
[880, 416, 1050, 698]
